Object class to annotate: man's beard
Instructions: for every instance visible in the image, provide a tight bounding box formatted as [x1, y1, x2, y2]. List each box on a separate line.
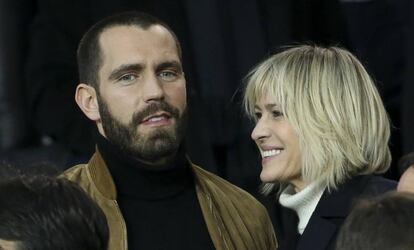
[97, 95, 187, 165]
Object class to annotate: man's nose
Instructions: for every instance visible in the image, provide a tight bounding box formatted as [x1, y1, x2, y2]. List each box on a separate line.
[143, 75, 165, 103]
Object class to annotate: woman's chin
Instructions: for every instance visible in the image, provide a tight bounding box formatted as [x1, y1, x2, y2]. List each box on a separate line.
[260, 170, 279, 183]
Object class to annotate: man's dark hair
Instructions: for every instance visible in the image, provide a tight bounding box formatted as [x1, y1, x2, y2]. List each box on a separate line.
[0, 175, 109, 250]
[336, 191, 414, 250]
[77, 11, 182, 89]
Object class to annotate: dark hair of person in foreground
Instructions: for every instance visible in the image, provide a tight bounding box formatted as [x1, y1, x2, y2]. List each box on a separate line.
[336, 191, 414, 250]
[0, 175, 109, 250]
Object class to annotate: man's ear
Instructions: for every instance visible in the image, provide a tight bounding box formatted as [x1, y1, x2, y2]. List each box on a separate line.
[75, 83, 101, 121]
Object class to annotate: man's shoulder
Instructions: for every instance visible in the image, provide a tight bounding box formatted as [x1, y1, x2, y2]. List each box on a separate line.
[60, 163, 104, 200]
[191, 164, 266, 211]
[192, 164, 278, 249]
[61, 163, 90, 187]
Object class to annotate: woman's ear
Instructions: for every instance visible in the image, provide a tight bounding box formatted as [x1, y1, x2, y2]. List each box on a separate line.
[75, 83, 101, 121]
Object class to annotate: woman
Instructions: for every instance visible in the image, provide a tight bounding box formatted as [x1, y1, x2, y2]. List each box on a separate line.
[243, 45, 396, 250]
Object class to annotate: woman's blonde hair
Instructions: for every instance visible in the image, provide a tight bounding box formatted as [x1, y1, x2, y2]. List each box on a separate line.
[244, 45, 391, 193]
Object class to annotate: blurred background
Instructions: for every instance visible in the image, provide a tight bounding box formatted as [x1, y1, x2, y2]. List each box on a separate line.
[0, 0, 413, 196]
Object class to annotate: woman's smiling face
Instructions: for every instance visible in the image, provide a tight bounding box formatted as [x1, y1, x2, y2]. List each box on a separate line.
[251, 94, 305, 191]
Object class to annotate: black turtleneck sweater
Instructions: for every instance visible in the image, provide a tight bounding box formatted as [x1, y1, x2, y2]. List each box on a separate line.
[97, 136, 214, 250]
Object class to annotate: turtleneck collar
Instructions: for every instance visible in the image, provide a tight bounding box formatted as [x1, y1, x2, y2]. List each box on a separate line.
[279, 182, 325, 234]
[96, 134, 193, 200]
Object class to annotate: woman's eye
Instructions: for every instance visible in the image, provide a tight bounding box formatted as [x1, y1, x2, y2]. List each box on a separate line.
[254, 112, 262, 120]
[159, 71, 178, 81]
[272, 110, 283, 118]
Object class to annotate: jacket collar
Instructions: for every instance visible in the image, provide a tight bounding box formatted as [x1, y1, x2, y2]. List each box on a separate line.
[87, 148, 118, 200]
[296, 176, 373, 250]
[316, 175, 371, 217]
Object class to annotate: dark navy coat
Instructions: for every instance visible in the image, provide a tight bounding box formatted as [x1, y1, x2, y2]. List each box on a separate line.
[274, 175, 396, 250]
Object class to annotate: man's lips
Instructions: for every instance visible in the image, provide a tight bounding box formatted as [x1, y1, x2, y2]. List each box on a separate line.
[140, 112, 172, 123]
[139, 112, 173, 127]
[131, 102, 180, 127]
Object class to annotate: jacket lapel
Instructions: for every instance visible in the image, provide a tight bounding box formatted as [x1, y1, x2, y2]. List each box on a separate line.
[192, 164, 233, 249]
[192, 163, 275, 250]
[87, 149, 118, 200]
[297, 215, 338, 250]
[297, 176, 372, 250]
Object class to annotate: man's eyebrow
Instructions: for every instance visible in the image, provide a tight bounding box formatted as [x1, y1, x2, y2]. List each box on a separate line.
[108, 63, 144, 81]
[156, 61, 183, 72]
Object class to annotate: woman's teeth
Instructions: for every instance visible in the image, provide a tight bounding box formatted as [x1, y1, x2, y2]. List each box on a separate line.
[262, 149, 281, 158]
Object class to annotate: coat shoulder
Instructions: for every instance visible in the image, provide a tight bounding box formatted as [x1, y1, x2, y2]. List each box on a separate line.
[360, 175, 397, 197]
[62, 164, 87, 178]
[192, 164, 278, 249]
[192, 164, 267, 211]
[61, 164, 90, 188]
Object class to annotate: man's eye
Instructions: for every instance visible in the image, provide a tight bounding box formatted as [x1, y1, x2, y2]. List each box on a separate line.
[118, 74, 137, 83]
[159, 71, 178, 81]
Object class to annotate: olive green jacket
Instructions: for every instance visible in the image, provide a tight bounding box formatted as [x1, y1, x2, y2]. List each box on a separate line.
[63, 150, 277, 250]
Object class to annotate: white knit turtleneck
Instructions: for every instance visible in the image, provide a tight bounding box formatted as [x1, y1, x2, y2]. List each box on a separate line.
[279, 182, 325, 234]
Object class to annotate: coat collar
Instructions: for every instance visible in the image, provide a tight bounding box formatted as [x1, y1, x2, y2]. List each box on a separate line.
[296, 175, 385, 250]
[87, 148, 118, 200]
[315, 175, 371, 218]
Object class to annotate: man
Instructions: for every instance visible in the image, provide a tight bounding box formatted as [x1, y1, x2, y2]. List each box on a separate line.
[335, 191, 414, 250]
[0, 175, 109, 250]
[63, 11, 277, 250]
